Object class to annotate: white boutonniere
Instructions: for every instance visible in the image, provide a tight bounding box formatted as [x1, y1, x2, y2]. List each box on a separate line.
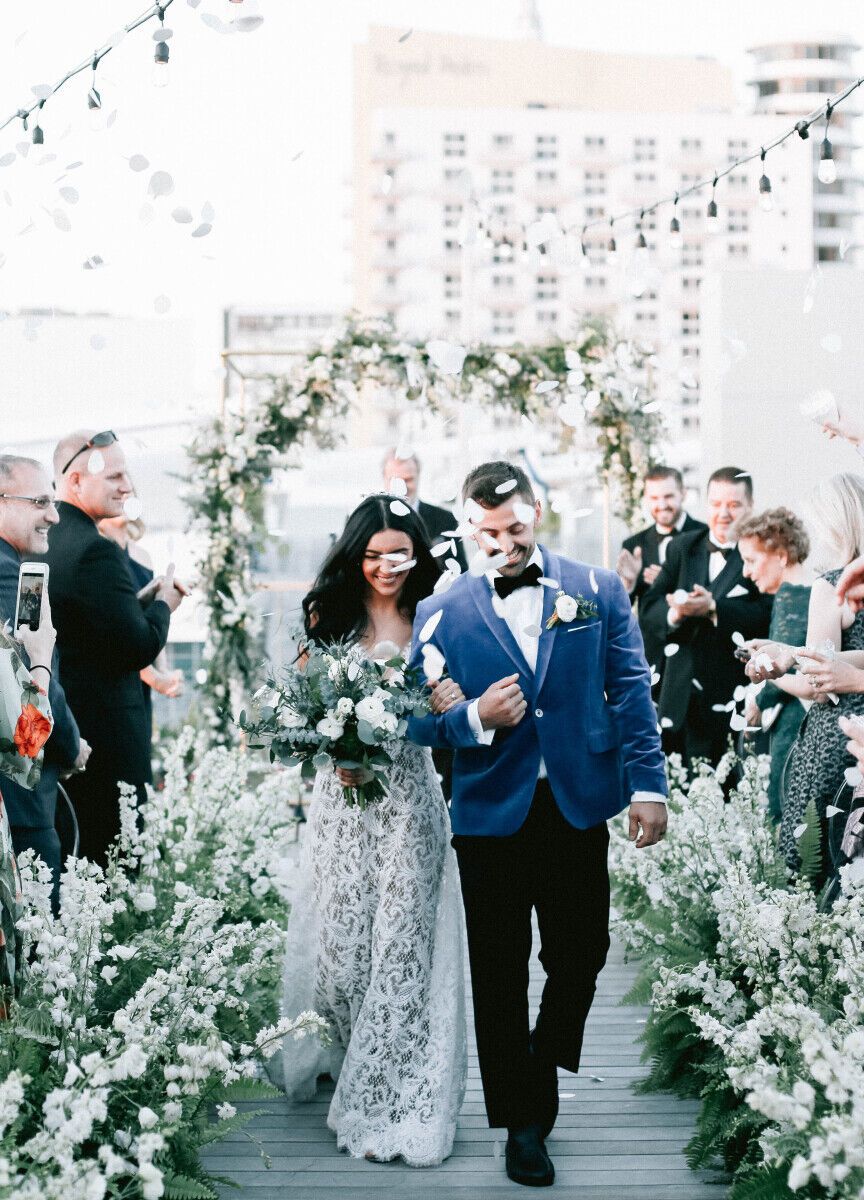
[546, 591, 599, 630]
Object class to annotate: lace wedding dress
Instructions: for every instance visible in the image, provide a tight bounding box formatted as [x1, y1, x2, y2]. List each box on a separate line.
[280, 707, 467, 1166]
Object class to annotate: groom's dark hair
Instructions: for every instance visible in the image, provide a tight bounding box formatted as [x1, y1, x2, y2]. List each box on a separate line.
[462, 461, 535, 508]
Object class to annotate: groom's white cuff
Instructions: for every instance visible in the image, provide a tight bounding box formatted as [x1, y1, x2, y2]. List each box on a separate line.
[466, 700, 495, 745]
[632, 791, 667, 806]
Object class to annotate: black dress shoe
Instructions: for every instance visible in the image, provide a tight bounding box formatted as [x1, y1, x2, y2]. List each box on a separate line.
[530, 1030, 559, 1140]
[505, 1125, 555, 1187]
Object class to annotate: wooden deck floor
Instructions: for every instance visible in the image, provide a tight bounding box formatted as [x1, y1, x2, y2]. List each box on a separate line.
[202, 938, 724, 1198]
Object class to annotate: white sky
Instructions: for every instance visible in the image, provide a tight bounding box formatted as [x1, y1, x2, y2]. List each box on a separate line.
[0, 0, 862, 388]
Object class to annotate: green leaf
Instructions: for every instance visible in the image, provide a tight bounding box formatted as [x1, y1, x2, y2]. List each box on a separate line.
[796, 798, 823, 884]
[300, 758, 316, 780]
[197, 1107, 265, 1145]
[356, 719, 377, 745]
[163, 1174, 218, 1200]
[215, 1079, 281, 1102]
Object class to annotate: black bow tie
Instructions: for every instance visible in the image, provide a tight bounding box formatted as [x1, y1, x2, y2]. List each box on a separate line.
[493, 561, 542, 600]
[710, 543, 735, 559]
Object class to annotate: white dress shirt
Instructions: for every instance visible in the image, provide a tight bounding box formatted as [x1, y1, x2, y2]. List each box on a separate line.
[657, 510, 688, 565]
[466, 547, 666, 807]
[708, 535, 735, 582]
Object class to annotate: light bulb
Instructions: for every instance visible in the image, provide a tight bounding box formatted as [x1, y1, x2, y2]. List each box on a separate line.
[758, 173, 773, 212]
[606, 234, 617, 264]
[579, 241, 589, 270]
[818, 139, 837, 185]
[668, 215, 682, 250]
[706, 198, 720, 234]
[381, 170, 394, 196]
[88, 87, 103, 132]
[153, 41, 170, 88]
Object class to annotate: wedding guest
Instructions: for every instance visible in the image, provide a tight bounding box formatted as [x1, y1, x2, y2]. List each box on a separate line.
[779, 474, 864, 882]
[736, 508, 814, 821]
[640, 467, 773, 768]
[0, 455, 86, 909]
[281, 495, 466, 1167]
[0, 619, 54, 998]
[43, 430, 185, 866]
[616, 465, 706, 685]
[382, 448, 468, 571]
[100, 509, 185, 734]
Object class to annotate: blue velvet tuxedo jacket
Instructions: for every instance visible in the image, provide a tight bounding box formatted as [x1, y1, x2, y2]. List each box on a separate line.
[407, 546, 667, 836]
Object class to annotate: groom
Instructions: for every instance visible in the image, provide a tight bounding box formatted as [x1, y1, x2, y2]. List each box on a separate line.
[408, 461, 667, 1188]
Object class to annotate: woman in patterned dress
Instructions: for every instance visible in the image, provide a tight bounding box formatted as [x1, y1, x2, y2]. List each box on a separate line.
[280, 496, 467, 1167]
[780, 475, 864, 881]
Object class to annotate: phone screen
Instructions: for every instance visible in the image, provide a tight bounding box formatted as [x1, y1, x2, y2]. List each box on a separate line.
[16, 571, 45, 632]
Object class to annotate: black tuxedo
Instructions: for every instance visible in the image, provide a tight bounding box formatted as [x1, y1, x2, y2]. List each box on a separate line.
[41, 503, 170, 864]
[640, 528, 773, 766]
[621, 514, 707, 674]
[417, 499, 468, 572]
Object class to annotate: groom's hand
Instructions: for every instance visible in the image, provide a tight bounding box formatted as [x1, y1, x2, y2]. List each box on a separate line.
[477, 674, 526, 729]
[628, 802, 668, 849]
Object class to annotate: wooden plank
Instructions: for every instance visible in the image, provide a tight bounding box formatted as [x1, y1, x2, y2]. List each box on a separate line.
[201, 933, 723, 1198]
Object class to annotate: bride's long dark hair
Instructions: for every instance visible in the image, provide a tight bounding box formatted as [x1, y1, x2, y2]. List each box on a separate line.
[302, 495, 442, 646]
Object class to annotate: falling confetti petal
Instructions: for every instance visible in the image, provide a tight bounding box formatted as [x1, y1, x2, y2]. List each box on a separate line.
[201, 13, 232, 33]
[729, 712, 747, 731]
[191, 222, 212, 238]
[430, 540, 455, 558]
[426, 338, 467, 375]
[535, 380, 559, 394]
[558, 1091, 575, 1099]
[421, 643, 446, 682]
[660, 717, 674, 728]
[590, 1076, 605, 1083]
[52, 209, 71, 233]
[171, 206, 193, 223]
[820, 334, 842, 354]
[59, 186, 79, 204]
[731, 631, 745, 647]
[124, 496, 143, 520]
[664, 643, 679, 657]
[388, 477, 408, 497]
[31, 83, 52, 100]
[152, 26, 174, 41]
[195, 668, 208, 684]
[148, 170, 174, 198]
[650, 670, 661, 686]
[201, 200, 215, 222]
[153, 294, 171, 314]
[419, 610, 443, 642]
[801, 389, 838, 424]
[89, 335, 106, 352]
[0, 153, 16, 168]
[672, 589, 690, 606]
[589, 569, 599, 593]
[539, 577, 560, 589]
[495, 479, 517, 494]
[844, 766, 863, 787]
[235, 15, 265, 31]
[523, 623, 542, 638]
[139, 203, 154, 224]
[793, 823, 807, 839]
[398, 27, 413, 42]
[826, 804, 844, 817]
[513, 501, 534, 525]
[83, 255, 105, 270]
[692, 679, 703, 691]
[388, 557, 416, 575]
[389, 500, 410, 516]
[128, 154, 149, 172]
[558, 401, 583, 427]
[470, 550, 509, 576]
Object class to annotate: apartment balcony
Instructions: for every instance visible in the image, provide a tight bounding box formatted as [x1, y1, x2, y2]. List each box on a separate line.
[813, 190, 862, 213]
[747, 59, 861, 87]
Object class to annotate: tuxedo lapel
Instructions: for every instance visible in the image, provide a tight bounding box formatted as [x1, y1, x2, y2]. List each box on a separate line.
[710, 548, 744, 602]
[470, 574, 533, 678]
[643, 527, 661, 567]
[686, 533, 711, 589]
[532, 548, 561, 697]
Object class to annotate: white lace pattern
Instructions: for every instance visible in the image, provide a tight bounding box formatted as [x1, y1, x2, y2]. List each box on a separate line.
[280, 736, 467, 1166]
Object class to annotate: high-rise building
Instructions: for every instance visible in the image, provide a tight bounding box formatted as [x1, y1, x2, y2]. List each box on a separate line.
[352, 26, 813, 455]
[748, 35, 862, 263]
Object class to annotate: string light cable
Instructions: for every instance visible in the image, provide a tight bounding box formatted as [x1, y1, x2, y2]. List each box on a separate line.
[571, 71, 864, 242]
[0, 0, 176, 142]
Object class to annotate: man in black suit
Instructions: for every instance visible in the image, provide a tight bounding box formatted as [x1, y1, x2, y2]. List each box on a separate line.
[0, 454, 85, 909]
[382, 448, 468, 572]
[616, 465, 707, 678]
[640, 467, 773, 768]
[43, 430, 185, 866]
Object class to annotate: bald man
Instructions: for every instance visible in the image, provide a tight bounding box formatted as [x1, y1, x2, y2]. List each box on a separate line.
[42, 430, 184, 864]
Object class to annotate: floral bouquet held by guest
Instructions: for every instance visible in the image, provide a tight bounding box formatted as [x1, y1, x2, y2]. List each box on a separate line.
[240, 638, 430, 809]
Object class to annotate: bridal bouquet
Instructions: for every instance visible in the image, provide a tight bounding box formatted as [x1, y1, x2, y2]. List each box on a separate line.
[240, 640, 430, 808]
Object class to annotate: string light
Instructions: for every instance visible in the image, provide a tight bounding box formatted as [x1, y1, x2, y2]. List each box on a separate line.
[668, 194, 682, 250]
[579, 228, 589, 271]
[153, 7, 170, 88]
[818, 103, 837, 185]
[706, 176, 720, 234]
[31, 102, 45, 145]
[87, 55, 103, 131]
[606, 219, 617, 264]
[0, 2, 175, 142]
[634, 211, 649, 269]
[758, 148, 773, 212]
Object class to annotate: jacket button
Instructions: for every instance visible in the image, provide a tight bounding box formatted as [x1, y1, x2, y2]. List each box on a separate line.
[535, 708, 543, 718]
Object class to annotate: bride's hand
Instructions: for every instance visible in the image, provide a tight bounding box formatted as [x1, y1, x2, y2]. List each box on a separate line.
[429, 679, 466, 714]
[336, 766, 374, 787]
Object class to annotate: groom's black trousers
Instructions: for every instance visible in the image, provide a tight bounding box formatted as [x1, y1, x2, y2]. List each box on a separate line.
[452, 779, 610, 1130]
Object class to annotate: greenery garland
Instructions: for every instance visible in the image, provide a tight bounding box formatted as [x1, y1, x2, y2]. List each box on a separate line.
[184, 314, 662, 739]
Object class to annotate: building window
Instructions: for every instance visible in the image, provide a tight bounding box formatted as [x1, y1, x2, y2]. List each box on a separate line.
[444, 273, 461, 298]
[818, 246, 840, 262]
[634, 137, 656, 162]
[535, 134, 558, 160]
[491, 310, 515, 337]
[584, 171, 606, 196]
[492, 133, 513, 149]
[443, 132, 466, 158]
[680, 172, 701, 187]
[385, 237, 397, 252]
[728, 172, 748, 189]
[536, 309, 558, 324]
[680, 137, 702, 154]
[682, 310, 700, 337]
[584, 275, 606, 290]
[443, 238, 459, 253]
[443, 167, 463, 183]
[585, 205, 605, 220]
[681, 241, 703, 267]
[535, 274, 558, 300]
[444, 309, 461, 324]
[681, 205, 701, 222]
[727, 243, 749, 259]
[383, 131, 395, 146]
[634, 171, 657, 185]
[727, 207, 748, 234]
[492, 169, 515, 195]
[535, 205, 557, 219]
[584, 135, 606, 151]
[443, 203, 462, 229]
[682, 276, 702, 290]
[492, 273, 515, 289]
[385, 273, 397, 289]
[385, 203, 396, 217]
[536, 168, 558, 185]
[728, 138, 748, 156]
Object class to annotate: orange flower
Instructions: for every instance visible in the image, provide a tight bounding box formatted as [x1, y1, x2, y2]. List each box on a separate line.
[13, 703, 52, 759]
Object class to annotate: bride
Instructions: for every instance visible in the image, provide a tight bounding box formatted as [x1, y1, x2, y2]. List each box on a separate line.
[280, 494, 467, 1166]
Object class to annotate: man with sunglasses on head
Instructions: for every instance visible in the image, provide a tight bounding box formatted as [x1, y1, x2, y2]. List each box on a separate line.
[42, 430, 186, 866]
[0, 454, 85, 910]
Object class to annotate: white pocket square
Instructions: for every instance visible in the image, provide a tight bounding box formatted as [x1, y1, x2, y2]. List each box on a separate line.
[726, 584, 748, 598]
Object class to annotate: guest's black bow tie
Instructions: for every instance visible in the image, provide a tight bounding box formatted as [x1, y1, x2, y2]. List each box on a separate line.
[710, 543, 735, 559]
[494, 562, 542, 599]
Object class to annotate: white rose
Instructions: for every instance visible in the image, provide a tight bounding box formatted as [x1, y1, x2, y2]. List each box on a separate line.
[336, 697, 354, 717]
[217, 1102, 237, 1120]
[280, 706, 306, 729]
[316, 714, 345, 739]
[555, 594, 579, 623]
[251, 876, 271, 899]
[355, 695, 386, 724]
[133, 891, 157, 913]
[377, 711, 398, 734]
[138, 1107, 159, 1129]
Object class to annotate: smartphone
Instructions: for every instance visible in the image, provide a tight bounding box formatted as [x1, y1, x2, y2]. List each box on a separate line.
[15, 562, 49, 632]
[733, 645, 751, 662]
